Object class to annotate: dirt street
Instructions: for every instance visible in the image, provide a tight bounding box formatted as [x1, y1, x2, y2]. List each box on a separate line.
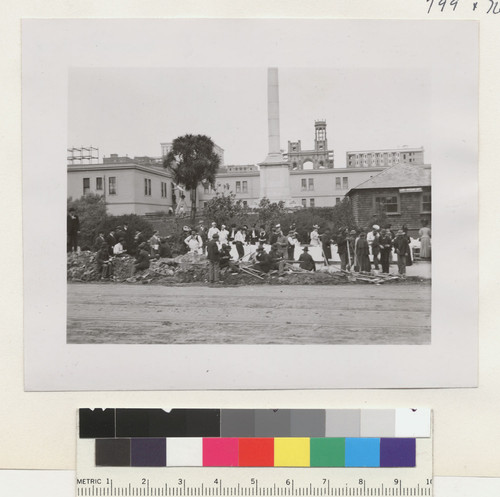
[67, 282, 431, 345]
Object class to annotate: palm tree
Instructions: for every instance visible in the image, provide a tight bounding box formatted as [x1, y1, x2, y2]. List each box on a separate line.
[163, 134, 221, 222]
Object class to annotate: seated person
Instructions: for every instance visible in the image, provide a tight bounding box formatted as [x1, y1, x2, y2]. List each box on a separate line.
[131, 242, 150, 276]
[113, 237, 126, 256]
[268, 243, 285, 275]
[219, 244, 239, 273]
[253, 246, 272, 273]
[298, 246, 316, 271]
[96, 244, 113, 279]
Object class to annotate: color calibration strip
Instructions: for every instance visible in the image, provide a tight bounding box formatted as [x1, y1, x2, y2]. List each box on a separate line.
[94, 436, 416, 468]
[79, 408, 431, 439]
[79, 409, 429, 469]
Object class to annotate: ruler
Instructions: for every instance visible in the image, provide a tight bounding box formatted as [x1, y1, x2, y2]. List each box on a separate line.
[75, 468, 433, 497]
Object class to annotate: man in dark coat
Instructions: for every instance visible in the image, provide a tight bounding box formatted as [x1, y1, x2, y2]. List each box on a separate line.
[379, 229, 393, 274]
[206, 233, 221, 283]
[393, 230, 409, 276]
[67, 208, 80, 252]
[268, 243, 285, 275]
[94, 231, 106, 251]
[298, 246, 316, 271]
[131, 242, 150, 276]
[253, 246, 272, 273]
[336, 229, 349, 271]
[355, 232, 371, 272]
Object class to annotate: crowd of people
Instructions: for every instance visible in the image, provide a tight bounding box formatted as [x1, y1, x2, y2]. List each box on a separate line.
[68, 208, 431, 282]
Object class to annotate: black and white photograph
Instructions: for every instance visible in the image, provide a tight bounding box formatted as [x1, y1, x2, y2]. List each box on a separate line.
[66, 66, 433, 346]
[23, 19, 478, 389]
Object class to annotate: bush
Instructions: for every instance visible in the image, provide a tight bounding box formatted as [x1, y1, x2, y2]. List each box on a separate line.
[67, 195, 155, 252]
[67, 194, 107, 250]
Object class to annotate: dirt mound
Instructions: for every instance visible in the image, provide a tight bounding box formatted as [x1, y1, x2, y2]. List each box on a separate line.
[68, 252, 415, 285]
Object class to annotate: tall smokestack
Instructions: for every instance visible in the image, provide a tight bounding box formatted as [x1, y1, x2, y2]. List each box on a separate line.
[265, 68, 283, 162]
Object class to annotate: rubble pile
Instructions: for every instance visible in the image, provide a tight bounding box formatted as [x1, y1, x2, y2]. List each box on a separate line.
[67, 252, 406, 285]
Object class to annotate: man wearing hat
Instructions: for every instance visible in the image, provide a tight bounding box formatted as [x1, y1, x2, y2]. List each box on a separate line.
[253, 246, 272, 273]
[336, 228, 350, 271]
[219, 224, 229, 245]
[207, 221, 220, 241]
[131, 242, 150, 277]
[393, 230, 409, 276]
[379, 228, 393, 274]
[67, 207, 80, 253]
[206, 233, 221, 283]
[298, 246, 316, 271]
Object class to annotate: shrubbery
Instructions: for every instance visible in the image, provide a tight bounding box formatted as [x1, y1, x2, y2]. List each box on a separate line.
[67, 195, 154, 251]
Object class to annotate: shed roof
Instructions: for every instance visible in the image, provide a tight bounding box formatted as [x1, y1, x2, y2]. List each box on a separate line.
[348, 162, 431, 192]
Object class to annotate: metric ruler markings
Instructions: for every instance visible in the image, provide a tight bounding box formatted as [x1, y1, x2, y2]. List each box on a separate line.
[76, 482, 432, 497]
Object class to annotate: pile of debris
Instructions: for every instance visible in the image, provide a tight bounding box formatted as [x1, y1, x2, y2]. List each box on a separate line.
[67, 252, 405, 285]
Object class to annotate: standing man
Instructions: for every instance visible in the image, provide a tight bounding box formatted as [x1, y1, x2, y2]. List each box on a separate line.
[379, 228, 393, 274]
[206, 233, 221, 284]
[67, 207, 80, 253]
[393, 230, 409, 276]
[219, 224, 229, 245]
[276, 228, 288, 258]
[320, 229, 333, 262]
[249, 224, 259, 245]
[106, 229, 117, 256]
[184, 230, 203, 254]
[233, 226, 246, 260]
[355, 232, 371, 273]
[336, 228, 349, 271]
[207, 221, 220, 241]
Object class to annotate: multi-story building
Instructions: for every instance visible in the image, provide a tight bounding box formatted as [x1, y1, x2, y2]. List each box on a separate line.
[67, 158, 175, 216]
[68, 122, 430, 217]
[346, 147, 424, 168]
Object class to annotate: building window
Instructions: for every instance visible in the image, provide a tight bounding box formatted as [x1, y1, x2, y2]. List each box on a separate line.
[236, 181, 241, 193]
[342, 177, 348, 189]
[335, 177, 341, 190]
[302, 198, 307, 208]
[308, 178, 314, 191]
[83, 178, 90, 195]
[301, 178, 307, 191]
[144, 178, 152, 196]
[109, 177, 116, 195]
[336, 197, 341, 204]
[96, 177, 103, 190]
[375, 195, 399, 214]
[242, 181, 248, 193]
[161, 182, 168, 198]
[310, 198, 315, 207]
[422, 192, 431, 213]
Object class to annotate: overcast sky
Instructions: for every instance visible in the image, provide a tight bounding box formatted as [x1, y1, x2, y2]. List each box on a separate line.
[68, 66, 432, 167]
[65, 20, 477, 170]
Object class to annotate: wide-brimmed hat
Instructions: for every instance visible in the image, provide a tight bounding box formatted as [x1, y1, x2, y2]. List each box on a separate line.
[396, 230, 404, 235]
[372, 224, 380, 230]
[313, 224, 320, 229]
[303, 246, 309, 251]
